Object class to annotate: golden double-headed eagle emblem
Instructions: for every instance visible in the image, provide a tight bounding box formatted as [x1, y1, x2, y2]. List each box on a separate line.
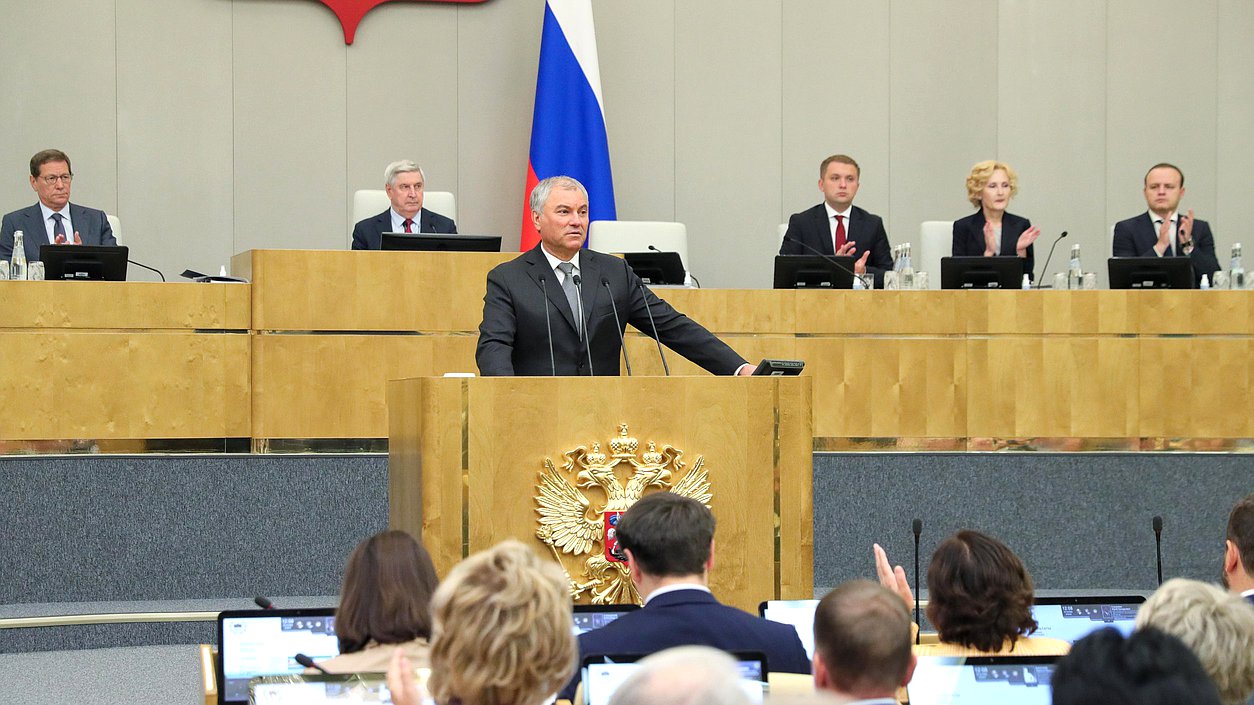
[535, 423, 712, 605]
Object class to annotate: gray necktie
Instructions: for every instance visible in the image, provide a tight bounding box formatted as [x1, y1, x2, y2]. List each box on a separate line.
[557, 262, 582, 336]
[51, 213, 66, 243]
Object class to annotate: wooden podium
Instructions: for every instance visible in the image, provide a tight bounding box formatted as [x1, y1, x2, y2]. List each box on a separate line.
[387, 375, 813, 612]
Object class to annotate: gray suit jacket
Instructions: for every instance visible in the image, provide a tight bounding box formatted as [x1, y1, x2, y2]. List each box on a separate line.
[0, 203, 117, 261]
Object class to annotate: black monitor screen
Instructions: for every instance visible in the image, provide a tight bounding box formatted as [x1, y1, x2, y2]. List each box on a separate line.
[380, 233, 502, 252]
[941, 256, 1024, 289]
[773, 255, 856, 289]
[39, 245, 129, 281]
[1107, 257, 1195, 289]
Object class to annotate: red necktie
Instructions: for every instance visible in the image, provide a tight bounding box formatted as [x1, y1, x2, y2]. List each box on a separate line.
[403, 218, 414, 233]
[834, 215, 847, 251]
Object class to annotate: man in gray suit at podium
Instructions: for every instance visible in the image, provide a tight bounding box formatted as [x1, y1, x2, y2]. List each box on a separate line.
[1, 149, 117, 262]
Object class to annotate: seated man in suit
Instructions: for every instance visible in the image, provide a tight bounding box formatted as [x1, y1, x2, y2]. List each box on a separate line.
[1112, 163, 1220, 285]
[813, 580, 915, 704]
[476, 175, 751, 376]
[780, 154, 893, 287]
[351, 160, 457, 249]
[1222, 493, 1254, 605]
[558, 492, 810, 701]
[1, 149, 117, 262]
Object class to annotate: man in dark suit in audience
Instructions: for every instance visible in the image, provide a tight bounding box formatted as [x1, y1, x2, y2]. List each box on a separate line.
[558, 492, 809, 701]
[1112, 163, 1220, 285]
[351, 160, 457, 249]
[476, 175, 750, 376]
[1222, 493, 1254, 605]
[812, 580, 915, 704]
[1, 149, 117, 262]
[780, 154, 893, 287]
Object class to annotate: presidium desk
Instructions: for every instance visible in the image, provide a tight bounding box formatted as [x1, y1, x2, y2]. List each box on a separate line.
[0, 249, 1250, 451]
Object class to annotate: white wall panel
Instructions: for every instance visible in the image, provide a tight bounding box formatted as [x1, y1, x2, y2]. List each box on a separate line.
[1216, 0, 1254, 267]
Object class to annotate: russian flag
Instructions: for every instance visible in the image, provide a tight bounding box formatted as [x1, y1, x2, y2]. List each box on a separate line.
[520, 0, 616, 251]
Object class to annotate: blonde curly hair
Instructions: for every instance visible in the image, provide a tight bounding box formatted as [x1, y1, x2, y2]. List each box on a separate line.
[965, 160, 1019, 208]
[427, 540, 576, 705]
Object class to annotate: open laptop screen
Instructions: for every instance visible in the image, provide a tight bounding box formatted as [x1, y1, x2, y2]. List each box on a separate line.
[582, 652, 767, 705]
[1030, 596, 1144, 644]
[572, 604, 641, 636]
[249, 674, 394, 705]
[758, 599, 818, 660]
[907, 655, 1058, 705]
[218, 608, 339, 705]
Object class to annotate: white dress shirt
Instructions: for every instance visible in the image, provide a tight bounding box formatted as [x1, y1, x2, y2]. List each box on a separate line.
[1149, 210, 1179, 255]
[39, 202, 73, 244]
[824, 203, 852, 251]
[390, 208, 425, 234]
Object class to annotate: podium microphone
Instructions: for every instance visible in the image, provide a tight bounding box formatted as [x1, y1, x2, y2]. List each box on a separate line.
[539, 275, 557, 375]
[1152, 515, 1164, 586]
[912, 518, 923, 644]
[572, 274, 594, 376]
[602, 278, 633, 376]
[127, 258, 166, 282]
[636, 281, 671, 376]
[780, 235, 874, 289]
[1033, 231, 1068, 289]
[294, 653, 329, 674]
[254, 596, 274, 610]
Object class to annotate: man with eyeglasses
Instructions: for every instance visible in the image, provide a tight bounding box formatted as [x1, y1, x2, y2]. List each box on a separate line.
[351, 160, 457, 249]
[1, 149, 117, 262]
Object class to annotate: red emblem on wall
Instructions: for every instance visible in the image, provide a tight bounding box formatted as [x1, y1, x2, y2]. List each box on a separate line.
[317, 0, 489, 45]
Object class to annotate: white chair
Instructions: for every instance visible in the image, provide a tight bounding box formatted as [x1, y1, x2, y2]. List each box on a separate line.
[106, 214, 121, 242]
[351, 189, 457, 225]
[777, 223, 788, 247]
[918, 221, 953, 289]
[587, 221, 690, 273]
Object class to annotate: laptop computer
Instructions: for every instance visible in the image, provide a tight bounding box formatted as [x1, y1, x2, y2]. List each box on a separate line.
[758, 599, 818, 660]
[581, 652, 768, 705]
[1030, 595, 1145, 644]
[249, 673, 401, 705]
[217, 608, 339, 705]
[572, 603, 641, 636]
[907, 655, 1060, 705]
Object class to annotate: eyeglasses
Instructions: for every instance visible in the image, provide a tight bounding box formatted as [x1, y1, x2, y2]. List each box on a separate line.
[40, 174, 73, 184]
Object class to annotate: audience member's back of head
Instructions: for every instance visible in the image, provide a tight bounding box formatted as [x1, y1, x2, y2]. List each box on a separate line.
[336, 529, 439, 654]
[1052, 627, 1222, 705]
[427, 540, 575, 705]
[926, 529, 1037, 652]
[616, 492, 714, 577]
[606, 646, 752, 705]
[812, 580, 913, 697]
[1135, 578, 1254, 704]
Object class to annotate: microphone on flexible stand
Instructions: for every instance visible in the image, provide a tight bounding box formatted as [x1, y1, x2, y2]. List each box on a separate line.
[648, 244, 700, 288]
[912, 518, 923, 644]
[572, 274, 595, 376]
[294, 653, 329, 674]
[602, 278, 633, 376]
[1152, 516, 1164, 586]
[254, 596, 274, 610]
[636, 281, 671, 375]
[127, 258, 166, 282]
[780, 235, 874, 289]
[1033, 231, 1068, 289]
[539, 275, 557, 376]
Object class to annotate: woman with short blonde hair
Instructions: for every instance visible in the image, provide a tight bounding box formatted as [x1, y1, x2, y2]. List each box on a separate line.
[952, 160, 1040, 282]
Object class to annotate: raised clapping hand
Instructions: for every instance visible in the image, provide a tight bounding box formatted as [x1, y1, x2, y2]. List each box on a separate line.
[1177, 209, 1194, 251]
[1016, 226, 1041, 256]
[873, 542, 914, 608]
[387, 647, 422, 705]
[983, 221, 998, 256]
[835, 242, 872, 274]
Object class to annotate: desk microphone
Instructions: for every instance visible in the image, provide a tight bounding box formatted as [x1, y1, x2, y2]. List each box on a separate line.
[572, 274, 594, 375]
[127, 258, 166, 282]
[254, 596, 274, 610]
[648, 244, 700, 287]
[294, 653, 329, 674]
[636, 281, 671, 375]
[912, 518, 923, 644]
[602, 278, 633, 376]
[1034, 231, 1068, 289]
[1152, 515, 1164, 586]
[780, 235, 874, 289]
[539, 275, 557, 375]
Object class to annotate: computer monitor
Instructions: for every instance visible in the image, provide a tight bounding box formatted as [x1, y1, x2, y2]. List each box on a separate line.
[759, 598, 819, 659]
[571, 604, 640, 636]
[250, 674, 399, 705]
[217, 608, 339, 705]
[907, 655, 1059, 705]
[581, 652, 768, 705]
[39, 244, 129, 281]
[940, 256, 1024, 289]
[623, 251, 685, 285]
[1107, 256, 1195, 289]
[773, 255, 856, 289]
[379, 233, 502, 252]
[1030, 595, 1145, 644]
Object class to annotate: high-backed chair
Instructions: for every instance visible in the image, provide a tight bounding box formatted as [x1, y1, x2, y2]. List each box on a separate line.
[918, 221, 953, 288]
[587, 221, 690, 274]
[106, 214, 121, 242]
[350, 190, 457, 226]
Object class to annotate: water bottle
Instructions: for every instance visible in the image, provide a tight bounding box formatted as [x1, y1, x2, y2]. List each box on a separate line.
[1022, 274, 1031, 290]
[891, 245, 902, 273]
[899, 243, 915, 289]
[1200, 274, 1210, 290]
[1067, 244, 1082, 290]
[10, 230, 27, 280]
[1230, 244, 1245, 290]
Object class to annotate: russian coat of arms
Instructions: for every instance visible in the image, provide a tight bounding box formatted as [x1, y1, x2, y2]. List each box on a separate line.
[535, 423, 713, 604]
